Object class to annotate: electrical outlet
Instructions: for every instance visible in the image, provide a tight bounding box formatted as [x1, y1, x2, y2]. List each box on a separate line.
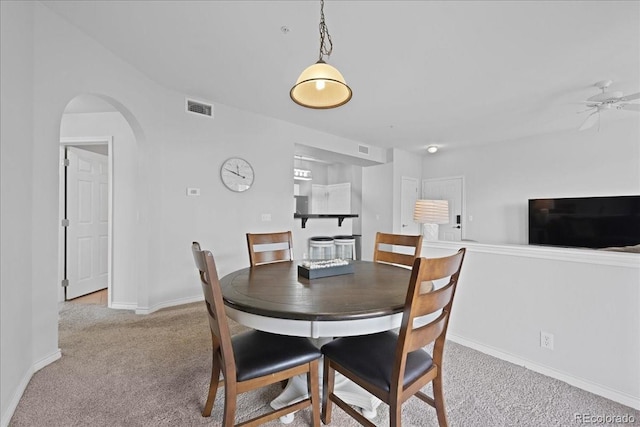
[540, 331, 554, 350]
[261, 213, 271, 222]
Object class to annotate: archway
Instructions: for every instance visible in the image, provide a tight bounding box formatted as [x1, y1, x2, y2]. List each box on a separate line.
[58, 93, 145, 309]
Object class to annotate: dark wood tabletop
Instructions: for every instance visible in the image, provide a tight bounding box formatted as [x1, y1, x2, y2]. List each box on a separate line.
[219, 260, 412, 322]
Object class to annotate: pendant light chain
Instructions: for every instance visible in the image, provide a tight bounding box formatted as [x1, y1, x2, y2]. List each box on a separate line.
[318, 0, 333, 62]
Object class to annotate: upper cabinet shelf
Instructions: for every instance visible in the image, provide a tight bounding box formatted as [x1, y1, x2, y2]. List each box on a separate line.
[294, 213, 359, 228]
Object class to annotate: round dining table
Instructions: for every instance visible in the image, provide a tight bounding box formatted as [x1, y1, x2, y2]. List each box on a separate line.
[219, 260, 414, 422]
[219, 260, 413, 338]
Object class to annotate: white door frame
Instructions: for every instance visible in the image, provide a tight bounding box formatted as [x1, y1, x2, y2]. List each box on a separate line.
[58, 136, 113, 306]
[422, 175, 466, 241]
[400, 176, 420, 235]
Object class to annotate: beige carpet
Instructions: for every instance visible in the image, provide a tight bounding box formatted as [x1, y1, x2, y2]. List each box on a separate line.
[9, 301, 639, 427]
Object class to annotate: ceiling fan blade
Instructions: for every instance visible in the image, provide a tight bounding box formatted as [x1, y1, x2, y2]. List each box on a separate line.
[579, 112, 599, 131]
[621, 92, 640, 101]
[619, 103, 640, 112]
[587, 91, 623, 103]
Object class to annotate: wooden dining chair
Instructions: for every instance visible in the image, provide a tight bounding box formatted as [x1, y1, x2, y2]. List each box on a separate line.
[373, 232, 423, 268]
[191, 242, 321, 426]
[321, 248, 466, 427]
[246, 231, 294, 266]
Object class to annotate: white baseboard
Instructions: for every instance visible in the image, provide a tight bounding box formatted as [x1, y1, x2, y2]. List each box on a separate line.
[448, 334, 640, 410]
[1, 370, 31, 427]
[1, 349, 62, 427]
[134, 294, 203, 315]
[109, 302, 137, 311]
[33, 348, 62, 372]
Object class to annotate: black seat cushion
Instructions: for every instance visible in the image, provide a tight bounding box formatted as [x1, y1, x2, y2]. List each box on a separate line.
[321, 331, 433, 392]
[232, 330, 321, 382]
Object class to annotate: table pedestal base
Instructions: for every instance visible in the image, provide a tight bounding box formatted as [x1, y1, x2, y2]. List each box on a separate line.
[270, 363, 381, 423]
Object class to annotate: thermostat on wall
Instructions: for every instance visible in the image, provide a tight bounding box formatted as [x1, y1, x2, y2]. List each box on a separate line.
[186, 187, 200, 196]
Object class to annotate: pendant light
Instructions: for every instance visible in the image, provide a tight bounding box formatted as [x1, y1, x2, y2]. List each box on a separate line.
[290, 0, 352, 109]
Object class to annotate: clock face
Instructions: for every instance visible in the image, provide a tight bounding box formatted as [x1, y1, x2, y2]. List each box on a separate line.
[220, 157, 254, 192]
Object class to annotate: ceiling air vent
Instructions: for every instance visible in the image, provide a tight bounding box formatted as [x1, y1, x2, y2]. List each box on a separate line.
[186, 99, 213, 118]
[358, 144, 370, 155]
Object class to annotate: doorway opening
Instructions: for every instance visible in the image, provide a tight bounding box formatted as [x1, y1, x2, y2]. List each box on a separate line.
[59, 137, 113, 304]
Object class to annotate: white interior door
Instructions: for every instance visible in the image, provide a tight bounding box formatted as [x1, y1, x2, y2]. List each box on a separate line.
[400, 177, 420, 235]
[422, 177, 463, 241]
[66, 147, 108, 299]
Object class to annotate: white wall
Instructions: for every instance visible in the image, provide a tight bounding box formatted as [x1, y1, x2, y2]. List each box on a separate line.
[361, 162, 393, 260]
[350, 165, 363, 236]
[423, 120, 640, 244]
[0, 1, 38, 424]
[423, 241, 640, 409]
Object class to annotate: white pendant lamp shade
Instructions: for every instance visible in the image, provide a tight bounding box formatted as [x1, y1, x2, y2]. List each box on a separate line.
[290, 61, 352, 109]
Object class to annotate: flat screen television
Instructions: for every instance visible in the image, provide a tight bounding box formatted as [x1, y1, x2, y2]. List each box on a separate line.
[528, 195, 640, 249]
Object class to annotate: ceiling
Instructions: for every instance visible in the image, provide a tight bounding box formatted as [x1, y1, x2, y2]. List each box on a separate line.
[46, 1, 640, 154]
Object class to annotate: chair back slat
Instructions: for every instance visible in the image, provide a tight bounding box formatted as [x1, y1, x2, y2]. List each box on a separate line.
[376, 233, 424, 247]
[407, 311, 448, 352]
[373, 232, 423, 268]
[246, 231, 294, 266]
[191, 242, 236, 379]
[418, 256, 466, 281]
[251, 249, 293, 265]
[414, 282, 456, 317]
[375, 251, 417, 267]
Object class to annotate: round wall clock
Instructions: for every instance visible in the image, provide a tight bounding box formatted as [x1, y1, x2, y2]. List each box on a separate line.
[220, 157, 254, 192]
